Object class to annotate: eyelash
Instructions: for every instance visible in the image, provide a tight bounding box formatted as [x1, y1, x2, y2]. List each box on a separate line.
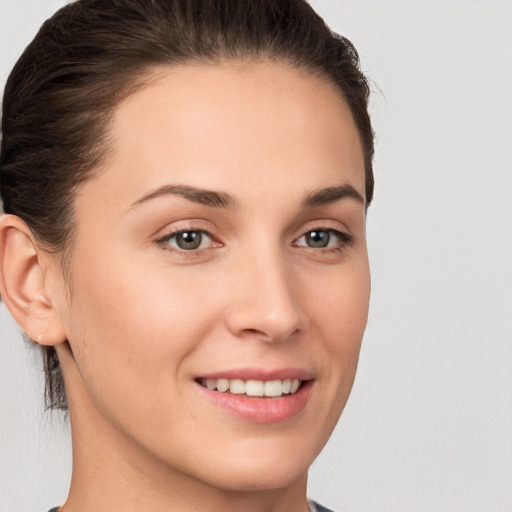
[156, 226, 354, 256]
[293, 228, 354, 253]
[156, 227, 219, 256]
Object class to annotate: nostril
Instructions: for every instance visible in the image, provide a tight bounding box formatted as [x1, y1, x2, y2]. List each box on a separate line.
[238, 326, 301, 343]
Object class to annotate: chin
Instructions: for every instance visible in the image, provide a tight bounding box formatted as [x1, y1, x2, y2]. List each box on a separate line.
[202, 460, 310, 493]
[177, 437, 318, 493]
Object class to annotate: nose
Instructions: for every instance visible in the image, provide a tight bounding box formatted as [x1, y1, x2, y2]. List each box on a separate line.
[224, 247, 306, 343]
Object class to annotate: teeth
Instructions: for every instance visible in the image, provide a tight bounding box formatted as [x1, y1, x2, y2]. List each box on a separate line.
[264, 380, 283, 397]
[216, 379, 229, 393]
[246, 380, 264, 396]
[201, 378, 302, 397]
[229, 379, 246, 394]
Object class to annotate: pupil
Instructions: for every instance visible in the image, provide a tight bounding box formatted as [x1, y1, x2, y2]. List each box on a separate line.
[306, 230, 329, 248]
[176, 231, 202, 250]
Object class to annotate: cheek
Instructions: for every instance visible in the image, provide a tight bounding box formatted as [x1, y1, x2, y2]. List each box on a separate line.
[311, 258, 370, 341]
[64, 250, 219, 408]
[305, 258, 370, 389]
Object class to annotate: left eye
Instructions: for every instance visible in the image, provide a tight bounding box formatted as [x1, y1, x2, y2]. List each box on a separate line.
[295, 229, 349, 249]
[163, 230, 213, 251]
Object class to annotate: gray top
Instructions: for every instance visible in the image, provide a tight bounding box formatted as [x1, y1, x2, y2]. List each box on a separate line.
[49, 501, 335, 512]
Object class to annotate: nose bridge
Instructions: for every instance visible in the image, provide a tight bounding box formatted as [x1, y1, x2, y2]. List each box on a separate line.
[226, 242, 304, 342]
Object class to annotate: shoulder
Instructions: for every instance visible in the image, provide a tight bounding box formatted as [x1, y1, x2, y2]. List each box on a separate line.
[310, 500, 337, 512]
[316, 506, 336, 512]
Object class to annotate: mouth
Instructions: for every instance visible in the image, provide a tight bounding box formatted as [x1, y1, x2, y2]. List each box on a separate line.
[194, 373, 314, 423]
[196, 377, 304, 398]
[194, 367, 315, 422]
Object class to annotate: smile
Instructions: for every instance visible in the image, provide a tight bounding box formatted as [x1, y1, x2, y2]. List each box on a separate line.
[198, 378, 302, 397]
[195, 369, 314, 423]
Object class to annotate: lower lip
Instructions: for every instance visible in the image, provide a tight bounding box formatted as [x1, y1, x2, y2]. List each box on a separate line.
[196, 380, 314, 423]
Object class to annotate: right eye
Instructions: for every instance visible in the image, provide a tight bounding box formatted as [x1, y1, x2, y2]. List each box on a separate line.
[160, 229, 215, 252]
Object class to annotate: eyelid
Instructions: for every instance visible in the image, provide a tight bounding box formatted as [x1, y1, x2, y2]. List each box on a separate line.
[163, 229, 212, 245]
[153, 218, 219, 241]
[155, 222, 222, 255]
[295, 219, 352, 238]
[293, 225, 354, 250]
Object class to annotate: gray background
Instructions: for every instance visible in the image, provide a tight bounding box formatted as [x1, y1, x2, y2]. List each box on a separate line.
[1, 1, 511, 511]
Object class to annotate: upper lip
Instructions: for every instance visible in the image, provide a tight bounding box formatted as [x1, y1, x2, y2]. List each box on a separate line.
[196, 368, 314, 381]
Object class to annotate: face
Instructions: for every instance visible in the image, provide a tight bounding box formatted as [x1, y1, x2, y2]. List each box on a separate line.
[53, 62, 370, 493]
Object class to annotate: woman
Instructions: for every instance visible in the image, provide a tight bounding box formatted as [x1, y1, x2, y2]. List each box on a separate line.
[0, 1, 374, 511]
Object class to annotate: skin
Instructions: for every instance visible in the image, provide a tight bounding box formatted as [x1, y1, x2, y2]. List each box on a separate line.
[0, 61, 370, 512]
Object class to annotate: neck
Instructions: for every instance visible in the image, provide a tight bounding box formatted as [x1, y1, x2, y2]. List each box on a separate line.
[61, 377, 310, 512]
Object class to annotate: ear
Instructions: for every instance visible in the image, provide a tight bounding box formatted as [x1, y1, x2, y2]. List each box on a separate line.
[0, 214, 67, 346]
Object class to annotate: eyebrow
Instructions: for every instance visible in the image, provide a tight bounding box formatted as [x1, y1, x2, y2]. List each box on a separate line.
[129, 184, 239, 210]
[301, 184, 365, 208]
[128, 182, 364, 211]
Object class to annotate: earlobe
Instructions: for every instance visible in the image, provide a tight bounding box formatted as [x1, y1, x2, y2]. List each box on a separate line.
[0, 214, 67, 346]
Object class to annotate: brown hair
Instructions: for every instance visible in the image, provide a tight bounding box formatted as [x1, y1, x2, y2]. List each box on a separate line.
[0, 0, 374, 410]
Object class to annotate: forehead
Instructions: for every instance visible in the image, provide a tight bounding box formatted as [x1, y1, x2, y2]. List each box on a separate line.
[81, 61, 365, 211]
